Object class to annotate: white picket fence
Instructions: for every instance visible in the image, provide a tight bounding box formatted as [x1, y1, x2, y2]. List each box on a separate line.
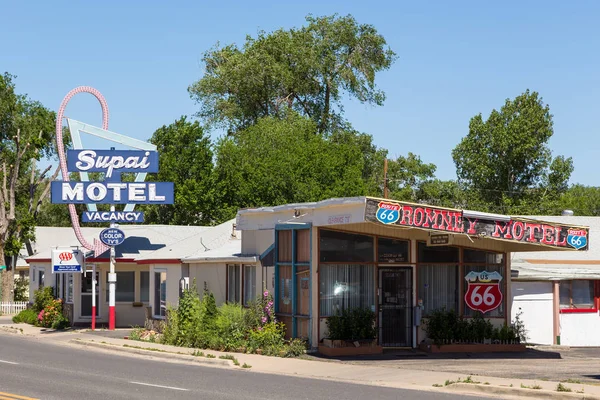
[0, 301, 28, 315]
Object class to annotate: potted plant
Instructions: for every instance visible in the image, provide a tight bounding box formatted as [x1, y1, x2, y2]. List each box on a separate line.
[319, 308, 382, 356]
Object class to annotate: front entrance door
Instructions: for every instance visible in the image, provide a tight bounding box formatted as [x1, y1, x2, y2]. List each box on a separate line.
[379, 268, 412, 347]
[81, 270, 99, 318]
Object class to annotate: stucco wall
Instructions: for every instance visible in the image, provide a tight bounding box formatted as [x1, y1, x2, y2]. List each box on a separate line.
[189, 263, 227, 305]
[511, 281, 554, 345]
[242, 229, 274, 256]
[560, 312, 600, 346]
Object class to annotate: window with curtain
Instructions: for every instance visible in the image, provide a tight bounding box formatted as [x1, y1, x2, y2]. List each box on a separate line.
[418, 265, 458, 315]
[462, 265, 505, 317]
[243, 265, 256, 306]
[106, 271, 135, 302]
[319, 229, 374, 263]
[319, 264, 375, 317]
[154, 270, 167, 318]
[140, 271, 149, 303]
[227, 264, 240, 304]
[560, 280, 595, 309]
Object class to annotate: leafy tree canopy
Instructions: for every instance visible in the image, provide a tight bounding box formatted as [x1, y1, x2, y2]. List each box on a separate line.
[452, 90, 573, 214]
[189, 14, 396, 134]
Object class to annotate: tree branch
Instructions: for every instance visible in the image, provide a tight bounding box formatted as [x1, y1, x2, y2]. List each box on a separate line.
[33, 165, 59, 219]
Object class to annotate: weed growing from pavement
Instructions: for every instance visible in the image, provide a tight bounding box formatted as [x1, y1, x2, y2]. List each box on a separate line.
[123, 344, 166, 353]
[206, 354, 216, 358]
[242, 363, 251, 368]
[192, 350, 205, 357]
[521, 383, 542, 390]
[219, 354, 240, 366]
[432, 384, 443, 387]
[483, 382, 490, 385]
[562, 378, 582, 384]
[556, 383, 572, 392]
[444, 380, 456, 386]
[462, 376, 480, 384]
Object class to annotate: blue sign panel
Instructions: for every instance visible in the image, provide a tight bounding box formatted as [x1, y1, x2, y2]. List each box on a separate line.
[51, 181, 174, 204]
[82, 211, 145, 223]
[67, 150, 158, 177]
[54, 264, 82, 273]
[100, 228, 126, 246]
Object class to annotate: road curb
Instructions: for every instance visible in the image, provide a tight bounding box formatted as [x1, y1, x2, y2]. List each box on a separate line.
[446, 382, 597, 400]
[0, 326, 24, 335]
[69, 339, 233, 368]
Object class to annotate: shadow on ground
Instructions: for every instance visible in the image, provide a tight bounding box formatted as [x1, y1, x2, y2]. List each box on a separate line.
[306, 347, 562, 362]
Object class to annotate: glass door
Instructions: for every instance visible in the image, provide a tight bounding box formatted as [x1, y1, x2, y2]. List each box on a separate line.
[379, 267, 413, 347]
[81, 271, 99, 317]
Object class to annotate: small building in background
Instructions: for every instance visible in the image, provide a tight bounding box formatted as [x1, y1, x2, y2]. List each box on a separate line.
[511, 215, 600, 346]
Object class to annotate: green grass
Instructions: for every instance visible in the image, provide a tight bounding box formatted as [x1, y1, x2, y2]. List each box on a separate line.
[206, 354, 216, 359]
[242, 363, 251, 369]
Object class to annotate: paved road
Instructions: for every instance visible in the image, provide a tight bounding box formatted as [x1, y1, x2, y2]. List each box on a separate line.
[0, 334, 492, 400]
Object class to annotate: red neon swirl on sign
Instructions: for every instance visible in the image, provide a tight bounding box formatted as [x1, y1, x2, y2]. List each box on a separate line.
[56, 87, 110, 257]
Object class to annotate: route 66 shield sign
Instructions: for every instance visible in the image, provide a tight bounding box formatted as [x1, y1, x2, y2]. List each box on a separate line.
[376, 201, 400, 224]
[464, 271, 503, 314]
[567, 229, 587, 250]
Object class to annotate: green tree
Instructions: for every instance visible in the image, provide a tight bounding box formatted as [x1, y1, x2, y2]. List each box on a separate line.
[141, 117, 215, 225]
[556, 185, 600, 216]
[452, 90, 573, 214]
[212, 112, 369, 221]
[189, 14, 396, 134]
[0, 73, 56, 301]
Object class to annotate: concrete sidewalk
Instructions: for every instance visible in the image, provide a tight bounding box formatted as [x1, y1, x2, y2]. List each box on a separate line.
[0, 316, 597, 400]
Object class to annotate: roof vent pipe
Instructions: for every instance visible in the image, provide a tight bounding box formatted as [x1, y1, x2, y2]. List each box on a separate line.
[561, 209, 574, 216]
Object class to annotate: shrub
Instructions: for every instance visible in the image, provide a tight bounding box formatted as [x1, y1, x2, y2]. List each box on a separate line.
[422, 308, 521, 345]
[214, 303, 247, 351]
[326, 307, 377, 341]
[12, 308, 37, 324]
[33, 286, 55, 313]
[175, 285, 203, 347]
[247, 322, 286, 356]
[37, 298, 69, 329]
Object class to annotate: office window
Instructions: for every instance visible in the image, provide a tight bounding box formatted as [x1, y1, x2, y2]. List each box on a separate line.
[154, 270, 167, 318]
[227, 264, 240, 304]
[560, 280, 595, 309]
[319, 264, 375, 317]
[243, 265, 256, 306]
[106, 271, 135, 302]
[418, 265, 458, 315]
[140, 271, 150, 303]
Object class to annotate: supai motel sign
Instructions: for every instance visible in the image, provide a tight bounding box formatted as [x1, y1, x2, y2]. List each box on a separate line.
[51, 149, 174, 220]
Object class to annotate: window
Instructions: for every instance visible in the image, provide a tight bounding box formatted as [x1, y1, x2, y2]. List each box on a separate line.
[418, 242, 459, 263]
[243, 265, 256, 306]
[154, 270, 167, 318]
[140, 271, 150, 303]
[106, 271, 135, 302]
[418, 265, 458, 315]
[227, 264, 240, 304]
[319, 229, 374, 263]
[38, 270, 45, 288]
[378, 237, 409, 263]
[560, 280, 595, 309]
[319, 264, 375, 317]
[66, 274, 73, 303]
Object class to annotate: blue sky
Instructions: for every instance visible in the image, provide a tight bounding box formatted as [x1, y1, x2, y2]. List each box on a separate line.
[2, 1, 599, 184]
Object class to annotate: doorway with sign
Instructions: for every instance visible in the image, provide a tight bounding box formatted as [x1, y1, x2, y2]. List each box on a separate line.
[81, 270, 99, 318]
[379, 268, 413, 347]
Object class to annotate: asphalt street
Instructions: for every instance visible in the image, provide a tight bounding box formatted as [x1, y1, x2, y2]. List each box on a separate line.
[0, 334, 494, 400]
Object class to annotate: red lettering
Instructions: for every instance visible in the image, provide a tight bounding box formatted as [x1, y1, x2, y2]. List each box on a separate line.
[512, 221, 525, 240]
[555, 227, 567, 246]
[423, 209, 438, 228]
[465, 218, 478, 234]
[401, 205, 413, 226]
[453, 212, 464, 232]
[413, 207, 425, 227]
[526, 223, 541, 243]
[541, 225, 555, 245]
[492, 221, 513, 239]
[440, 211, 453, 231]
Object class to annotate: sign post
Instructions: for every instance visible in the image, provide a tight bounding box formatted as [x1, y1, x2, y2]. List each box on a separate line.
[51, 86, 174, 331]
[92, 263, 96, 331]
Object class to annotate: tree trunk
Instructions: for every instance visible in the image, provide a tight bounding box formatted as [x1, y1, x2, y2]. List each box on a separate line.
[0, 245, 14, 302]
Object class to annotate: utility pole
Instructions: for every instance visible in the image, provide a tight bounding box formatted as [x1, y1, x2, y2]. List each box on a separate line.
[383, 158, 389, 199]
